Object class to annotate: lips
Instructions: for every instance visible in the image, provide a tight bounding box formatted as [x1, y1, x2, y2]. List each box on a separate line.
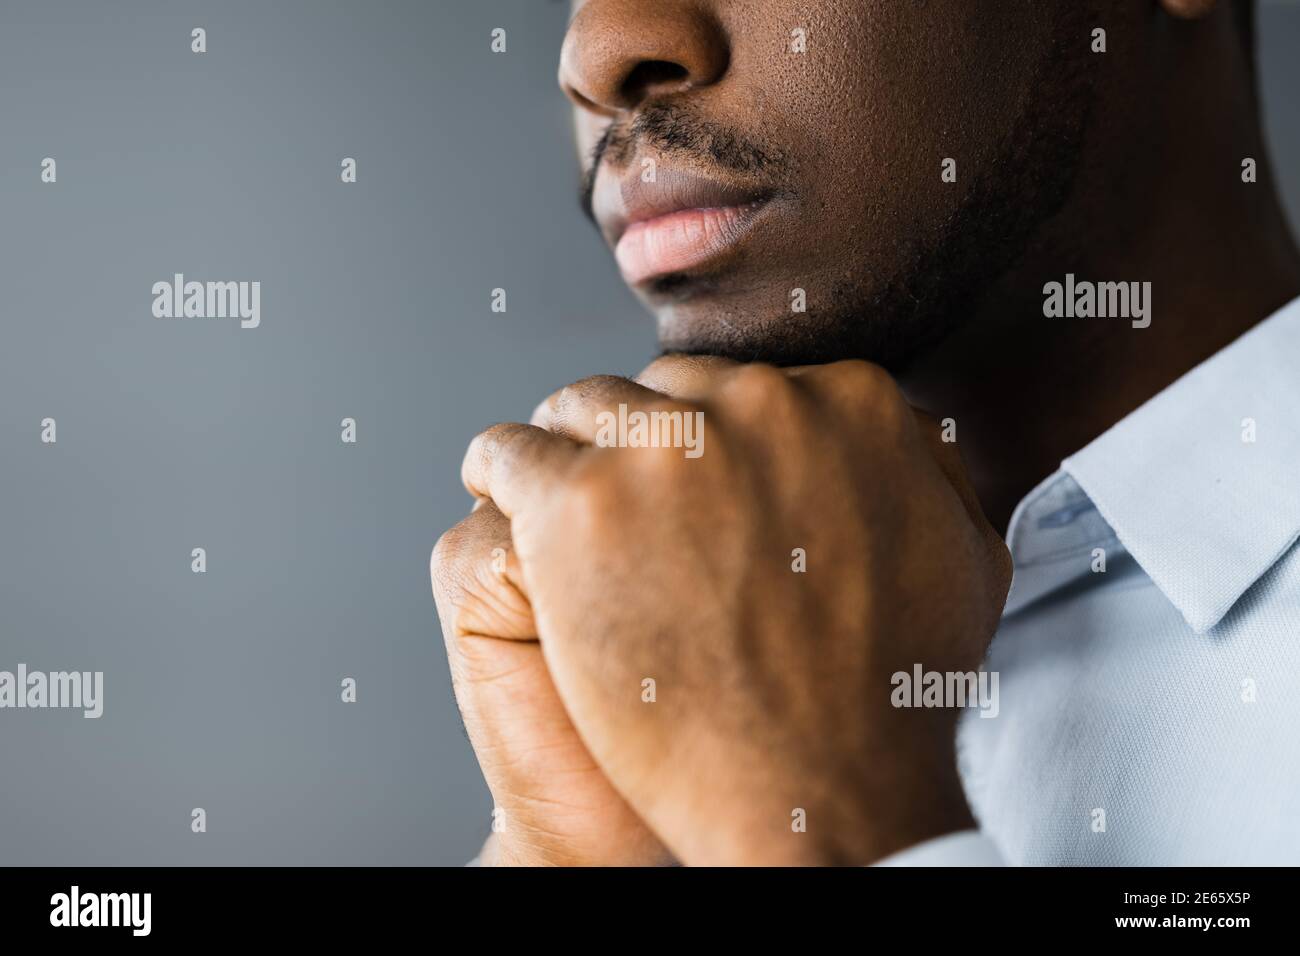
[593, 165, 775, 286]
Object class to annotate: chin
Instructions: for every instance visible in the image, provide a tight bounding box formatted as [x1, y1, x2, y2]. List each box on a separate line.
[654, 310, 804, 366]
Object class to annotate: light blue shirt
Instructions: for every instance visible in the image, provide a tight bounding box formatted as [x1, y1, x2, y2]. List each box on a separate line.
[886, 294, 1300, 866]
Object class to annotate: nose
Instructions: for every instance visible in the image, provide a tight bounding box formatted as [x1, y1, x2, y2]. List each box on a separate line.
[559, 0, 729, 117]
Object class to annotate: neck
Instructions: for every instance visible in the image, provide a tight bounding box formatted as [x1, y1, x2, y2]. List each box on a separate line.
[899, 25, 1300, 534]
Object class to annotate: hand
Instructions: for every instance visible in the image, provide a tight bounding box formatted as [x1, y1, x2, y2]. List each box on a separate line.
[463, 356, 1012, 865]
[431, 500, 671, 866]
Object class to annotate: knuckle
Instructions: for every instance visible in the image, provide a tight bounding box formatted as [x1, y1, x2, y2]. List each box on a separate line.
[636, 398, 709, 469]
[875, 389, 912, 436]
[728, 362, 787, 396]
[462, 424, 496, 464]
[479, 421, 524, 443]
[430, 520, 473, 584]
[818, 360, 910, 431]
[529, 394, 558, 428]
[431, 508, 497, 581]
[633, 355, 676, 383]
[558, 375, 627, 410]
[578, 373, 629, 392]
[828, 358, 896, 395]
[555, 382, 583, 408]
[634, 353, 724, 391]
[462, 422, 524, 481]
[719, 363, 803, 426]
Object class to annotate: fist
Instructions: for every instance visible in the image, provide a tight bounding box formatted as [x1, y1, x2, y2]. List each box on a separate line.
[463, 357, 1011, 865]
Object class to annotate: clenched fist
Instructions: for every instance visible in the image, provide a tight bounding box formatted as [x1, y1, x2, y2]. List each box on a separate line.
[440, 356, 1011, 866]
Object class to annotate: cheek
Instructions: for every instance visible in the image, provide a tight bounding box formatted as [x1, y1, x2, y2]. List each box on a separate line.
[738, 2, 1045, 285]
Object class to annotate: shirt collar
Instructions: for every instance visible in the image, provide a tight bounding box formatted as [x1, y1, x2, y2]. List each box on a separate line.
[1004, 294, 1300, 633]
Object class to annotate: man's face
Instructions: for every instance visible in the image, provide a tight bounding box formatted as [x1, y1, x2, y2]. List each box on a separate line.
[562, 0, 1099, 370]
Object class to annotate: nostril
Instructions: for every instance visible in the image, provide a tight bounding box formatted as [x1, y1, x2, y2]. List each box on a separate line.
[621, 60, 690, 102]
[566, 86, 608, 116]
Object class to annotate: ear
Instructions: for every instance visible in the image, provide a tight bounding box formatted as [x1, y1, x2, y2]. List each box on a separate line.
[1159, 0, 1219, 19]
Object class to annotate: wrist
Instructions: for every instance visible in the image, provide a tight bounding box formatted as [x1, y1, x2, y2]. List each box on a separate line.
[705, 735, 975, 866]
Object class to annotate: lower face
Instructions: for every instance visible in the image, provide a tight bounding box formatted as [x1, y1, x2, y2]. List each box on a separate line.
[577, 0, 1095, 370]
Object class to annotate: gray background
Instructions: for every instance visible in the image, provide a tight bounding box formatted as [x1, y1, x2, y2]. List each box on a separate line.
[0, 0, 1297, 866]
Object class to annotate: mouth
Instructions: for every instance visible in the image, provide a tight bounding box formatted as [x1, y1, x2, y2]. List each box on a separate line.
[594, 165, 778, 287]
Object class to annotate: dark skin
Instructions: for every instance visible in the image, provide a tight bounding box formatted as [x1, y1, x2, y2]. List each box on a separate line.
[562, 0, 1300, 530]
[431, 0, 1300, 865]
[900, 0, 1300, 528]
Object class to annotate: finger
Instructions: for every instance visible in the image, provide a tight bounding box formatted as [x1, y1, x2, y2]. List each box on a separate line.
[632, 354, 740, 400]
[461, 422, 584, 518]
[781, 359, 902, 418]
[530, 374, 664, 443]
[431, 502, 534, 643]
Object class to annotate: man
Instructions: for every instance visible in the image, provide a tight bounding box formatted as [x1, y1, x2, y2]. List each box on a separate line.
[432, 0, 1300, 865]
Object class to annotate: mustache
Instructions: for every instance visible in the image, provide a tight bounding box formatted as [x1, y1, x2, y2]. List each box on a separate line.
[580, 104, 783, 223]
